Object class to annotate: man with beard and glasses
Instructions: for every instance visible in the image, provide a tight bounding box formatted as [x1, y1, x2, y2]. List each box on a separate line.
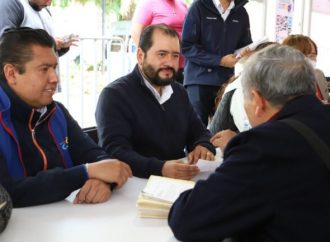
[96, 24, 216, 180]
[0, 0, 77, 56]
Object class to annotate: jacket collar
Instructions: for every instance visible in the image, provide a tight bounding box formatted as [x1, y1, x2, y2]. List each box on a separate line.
[201, 0, 248, 15]
[233, 0, 249, 10]
[0, 81, 55, 123]
[271, 95, 322, 121]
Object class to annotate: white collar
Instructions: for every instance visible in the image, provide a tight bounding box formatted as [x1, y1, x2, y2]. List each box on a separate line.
[141, 73, 173, 105]
[36, 106, 47, 117]
[213, 0, 235, 20]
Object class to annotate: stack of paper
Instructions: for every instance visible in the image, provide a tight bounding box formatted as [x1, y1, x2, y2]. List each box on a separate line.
[136, 175, 195, 219]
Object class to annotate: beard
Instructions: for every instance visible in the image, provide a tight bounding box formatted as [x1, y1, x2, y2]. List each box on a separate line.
[29, 2, 42, 11]
[142, 62, 177, 87]
[28, 1, 47, 11]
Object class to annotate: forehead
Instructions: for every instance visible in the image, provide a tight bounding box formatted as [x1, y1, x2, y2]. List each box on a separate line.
[149, 29, 180, 52]
[27, 44, 57, 65]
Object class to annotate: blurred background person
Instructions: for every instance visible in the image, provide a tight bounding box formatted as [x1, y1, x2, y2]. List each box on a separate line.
[181, 0, 252, 126]
[0, 0, 77, 56]
[282, 34, 329, 103]
[209, 42, 277, 151]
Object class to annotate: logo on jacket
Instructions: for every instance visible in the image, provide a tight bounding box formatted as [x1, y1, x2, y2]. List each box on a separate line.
[60, 137, 69, 150]
[206, 17, 217, 20]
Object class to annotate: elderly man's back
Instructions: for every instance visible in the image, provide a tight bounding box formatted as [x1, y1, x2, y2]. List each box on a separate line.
[168, 45, 330, 242]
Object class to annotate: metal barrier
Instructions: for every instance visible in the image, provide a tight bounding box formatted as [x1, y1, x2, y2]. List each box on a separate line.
[54, 36, 136, 127]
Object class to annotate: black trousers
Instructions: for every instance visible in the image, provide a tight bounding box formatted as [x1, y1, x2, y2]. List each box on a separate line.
[185, 84, 219, 126]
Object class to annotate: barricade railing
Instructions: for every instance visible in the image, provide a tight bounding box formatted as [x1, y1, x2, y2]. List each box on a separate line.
[54, 36, 136, 127]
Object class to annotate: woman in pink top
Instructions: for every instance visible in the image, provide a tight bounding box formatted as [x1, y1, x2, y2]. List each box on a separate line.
[131, 0, 188, 84]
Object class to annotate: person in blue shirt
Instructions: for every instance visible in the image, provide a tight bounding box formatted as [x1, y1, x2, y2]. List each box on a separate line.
[168, 45, 330, 242]
[182, 0, 252, 125]
[0, 27, 132, 207]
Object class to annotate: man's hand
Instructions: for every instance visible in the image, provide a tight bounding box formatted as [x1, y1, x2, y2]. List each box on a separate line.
[87, 159, 132, 189]
[239, 47, 252, 58]
[162, 160, 199, 180]
[55, 35, 78, 50]
[220, 54, 239, 68]
[187, 145, 214, 164]
[74, 179, 111, 204]
[210, 129, 237, 151]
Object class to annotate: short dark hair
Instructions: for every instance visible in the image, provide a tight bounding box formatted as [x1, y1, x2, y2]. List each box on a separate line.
[139, 24, 180, 53]
[0, 27, 55, 80]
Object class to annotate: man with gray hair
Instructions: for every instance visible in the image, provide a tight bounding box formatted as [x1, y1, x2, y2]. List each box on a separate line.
[168, 45, 330, 242]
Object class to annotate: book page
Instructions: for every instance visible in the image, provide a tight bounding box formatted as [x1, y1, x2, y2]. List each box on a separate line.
[142, 176, 195, 203]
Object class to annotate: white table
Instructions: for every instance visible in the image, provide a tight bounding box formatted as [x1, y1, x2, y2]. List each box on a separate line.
[0, 151, 223, 242]
[0, 177, 184, 242]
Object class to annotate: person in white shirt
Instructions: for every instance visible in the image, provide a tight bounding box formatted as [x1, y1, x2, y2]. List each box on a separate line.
[0, 0, 77, 56]
[210, 42, 276, 151]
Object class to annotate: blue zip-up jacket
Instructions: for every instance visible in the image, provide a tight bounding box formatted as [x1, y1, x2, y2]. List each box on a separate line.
[0, 87, 73, 178]
[0, 82, 110, 207]
[182, 0, 252, 87]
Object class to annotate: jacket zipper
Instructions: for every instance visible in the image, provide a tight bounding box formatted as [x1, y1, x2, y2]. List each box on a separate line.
[28, 108, 56, 171]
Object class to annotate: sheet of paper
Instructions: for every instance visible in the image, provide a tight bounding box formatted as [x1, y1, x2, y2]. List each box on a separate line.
[234, 36, 269, 57]
[196, 159, 222, 172]
[66, 189, 79, 203]
[142, 176, 195, 203]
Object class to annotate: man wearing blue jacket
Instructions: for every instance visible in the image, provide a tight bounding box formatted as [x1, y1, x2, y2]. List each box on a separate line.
[0, 28, 132, 207]
[168, 45, 330, 241]
[182, 0, 252, 125]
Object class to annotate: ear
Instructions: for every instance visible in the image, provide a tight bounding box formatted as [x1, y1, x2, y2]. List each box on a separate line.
[137, 48, 145, 66]
[3, 64, 18, 86]
[251, 89, 267, 118]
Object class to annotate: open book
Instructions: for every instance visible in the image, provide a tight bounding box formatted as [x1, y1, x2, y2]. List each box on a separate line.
[136, 176, 195, 219]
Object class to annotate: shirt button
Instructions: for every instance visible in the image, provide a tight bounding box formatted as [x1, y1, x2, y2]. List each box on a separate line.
[207, 68, 212, 72]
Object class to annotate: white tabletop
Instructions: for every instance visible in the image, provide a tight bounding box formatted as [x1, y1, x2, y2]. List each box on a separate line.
[0, 177, 183, 242]
[0, 151, 223, 242]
